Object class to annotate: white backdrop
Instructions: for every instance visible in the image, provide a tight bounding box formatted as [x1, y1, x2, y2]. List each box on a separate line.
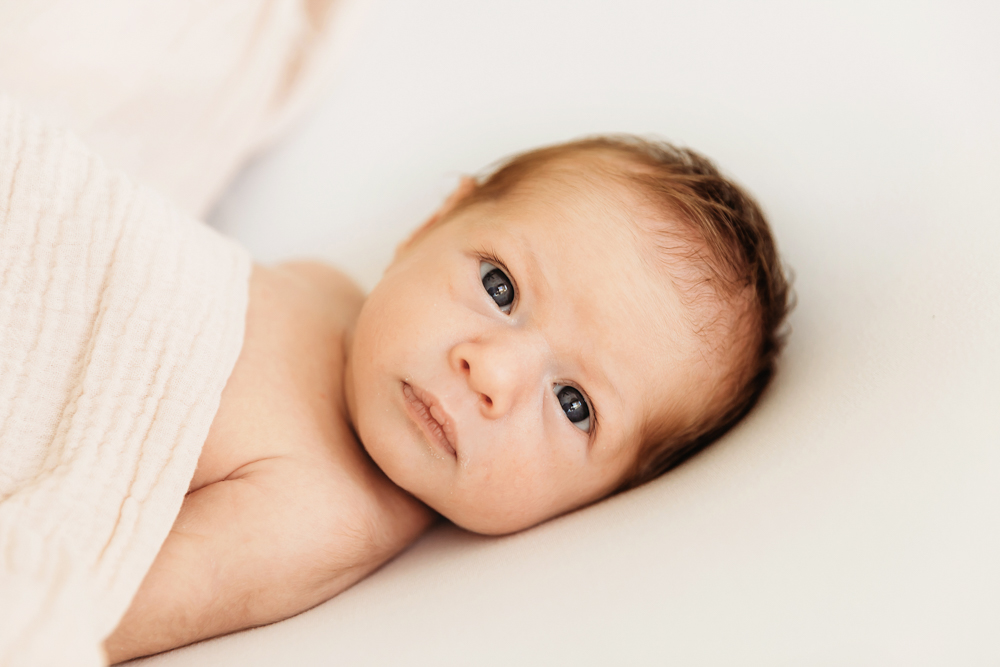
[138, 0, 999, 664]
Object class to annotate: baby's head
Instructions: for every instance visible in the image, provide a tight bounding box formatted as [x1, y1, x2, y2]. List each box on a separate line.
[345, 136, 789, 535]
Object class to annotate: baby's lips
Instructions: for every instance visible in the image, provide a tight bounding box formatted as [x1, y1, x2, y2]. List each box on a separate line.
[429, 404, 449, 430]
[430, 403, 461, 455]
[403, 382, 459, 458]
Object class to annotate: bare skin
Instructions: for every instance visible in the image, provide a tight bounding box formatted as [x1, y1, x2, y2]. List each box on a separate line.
[103, 262, 433, 664]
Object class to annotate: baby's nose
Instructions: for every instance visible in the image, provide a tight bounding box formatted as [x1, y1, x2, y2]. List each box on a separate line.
[449, 337, 543, 418]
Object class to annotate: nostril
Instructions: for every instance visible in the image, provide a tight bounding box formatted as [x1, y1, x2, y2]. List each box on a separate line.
[481, 394, 492, 408]
[461, 359, 470, 372]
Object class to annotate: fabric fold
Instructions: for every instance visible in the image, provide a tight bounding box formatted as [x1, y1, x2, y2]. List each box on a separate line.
[0, 0, 346, 218]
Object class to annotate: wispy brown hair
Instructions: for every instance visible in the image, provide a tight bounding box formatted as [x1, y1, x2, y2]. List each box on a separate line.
[451, 135, 790, 491]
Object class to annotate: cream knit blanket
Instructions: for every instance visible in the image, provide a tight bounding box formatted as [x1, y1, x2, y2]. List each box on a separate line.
[0, 97, 251, 665]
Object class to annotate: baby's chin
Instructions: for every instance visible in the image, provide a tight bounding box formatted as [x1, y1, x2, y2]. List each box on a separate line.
[358, 422, 573, 535]
[418, 494, 558, 536]
[440, 510, 529, 536]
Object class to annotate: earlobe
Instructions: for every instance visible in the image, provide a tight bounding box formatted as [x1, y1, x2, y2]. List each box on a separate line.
[395, 176, 478, 258]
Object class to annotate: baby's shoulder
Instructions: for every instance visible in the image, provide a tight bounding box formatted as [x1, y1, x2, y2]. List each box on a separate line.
[192, 261, 362, 491]
[274, 259, 365, 322]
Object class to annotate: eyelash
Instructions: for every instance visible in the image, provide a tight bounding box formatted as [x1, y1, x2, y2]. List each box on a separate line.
[478, 248, 516, 297]
[475, 248, 598, 438]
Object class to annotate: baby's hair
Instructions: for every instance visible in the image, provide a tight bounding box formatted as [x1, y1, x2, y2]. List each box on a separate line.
[451, 135, 790, 491]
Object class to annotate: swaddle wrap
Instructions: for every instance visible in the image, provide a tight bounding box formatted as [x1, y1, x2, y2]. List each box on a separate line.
[0, 96, 251, 666]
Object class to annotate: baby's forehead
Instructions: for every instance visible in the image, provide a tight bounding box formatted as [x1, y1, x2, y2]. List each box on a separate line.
[499, 158, 712, 303]
[500, 149, 649, 206]
[487, 155, 670, 252]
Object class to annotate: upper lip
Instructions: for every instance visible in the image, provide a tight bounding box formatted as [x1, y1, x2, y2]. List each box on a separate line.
[402, 382, 458, 459]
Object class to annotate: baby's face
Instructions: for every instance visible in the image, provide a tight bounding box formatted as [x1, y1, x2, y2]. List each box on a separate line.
[346, 171, 707, 534]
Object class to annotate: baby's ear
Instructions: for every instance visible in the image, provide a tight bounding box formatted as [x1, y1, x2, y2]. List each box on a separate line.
[396, 176, 478, 256]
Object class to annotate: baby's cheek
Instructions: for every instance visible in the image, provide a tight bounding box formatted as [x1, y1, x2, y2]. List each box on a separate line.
[482, 459, 556, 512]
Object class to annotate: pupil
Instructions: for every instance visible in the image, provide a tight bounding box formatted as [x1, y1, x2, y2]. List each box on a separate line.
[482, 268, 513, 308]
[557, 386, 589, 423]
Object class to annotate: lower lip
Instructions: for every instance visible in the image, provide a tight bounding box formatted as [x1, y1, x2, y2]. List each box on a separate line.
[402, 383, 457, 459]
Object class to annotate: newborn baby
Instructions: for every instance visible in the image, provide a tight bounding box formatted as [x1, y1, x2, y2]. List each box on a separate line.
[104, 136, 788, 662]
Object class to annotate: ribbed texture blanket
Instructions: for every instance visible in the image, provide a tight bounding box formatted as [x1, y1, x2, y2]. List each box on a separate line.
[0, 97, 251, 666]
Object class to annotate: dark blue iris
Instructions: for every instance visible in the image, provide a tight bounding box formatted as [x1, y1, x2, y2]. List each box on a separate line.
[557, 386, 589, 424]
[482, 268, 513, 310]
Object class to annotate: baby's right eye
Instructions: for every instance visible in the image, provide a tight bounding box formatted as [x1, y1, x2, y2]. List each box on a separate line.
[480, 261, 514, 313]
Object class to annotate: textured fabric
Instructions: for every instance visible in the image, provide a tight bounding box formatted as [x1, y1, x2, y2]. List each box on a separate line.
[0, 0, 343, 218]
[0, 97, 251, 666]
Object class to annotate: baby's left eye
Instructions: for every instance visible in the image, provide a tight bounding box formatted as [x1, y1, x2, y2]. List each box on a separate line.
[480, 261, 514, 313]
[554, 384, 591, 433]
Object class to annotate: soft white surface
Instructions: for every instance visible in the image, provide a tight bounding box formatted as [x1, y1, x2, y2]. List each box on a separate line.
[142, 0, 999, 664]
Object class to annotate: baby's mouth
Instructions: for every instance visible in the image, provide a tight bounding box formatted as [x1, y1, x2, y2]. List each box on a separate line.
[402, 382, 458, 459]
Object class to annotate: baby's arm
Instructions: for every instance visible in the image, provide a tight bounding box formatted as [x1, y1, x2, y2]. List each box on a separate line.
[103, 459, 396, 663]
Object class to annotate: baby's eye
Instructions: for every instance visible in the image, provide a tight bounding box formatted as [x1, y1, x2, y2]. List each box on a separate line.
[554, 384, 591, 433]
[480, 261, 514, 313]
